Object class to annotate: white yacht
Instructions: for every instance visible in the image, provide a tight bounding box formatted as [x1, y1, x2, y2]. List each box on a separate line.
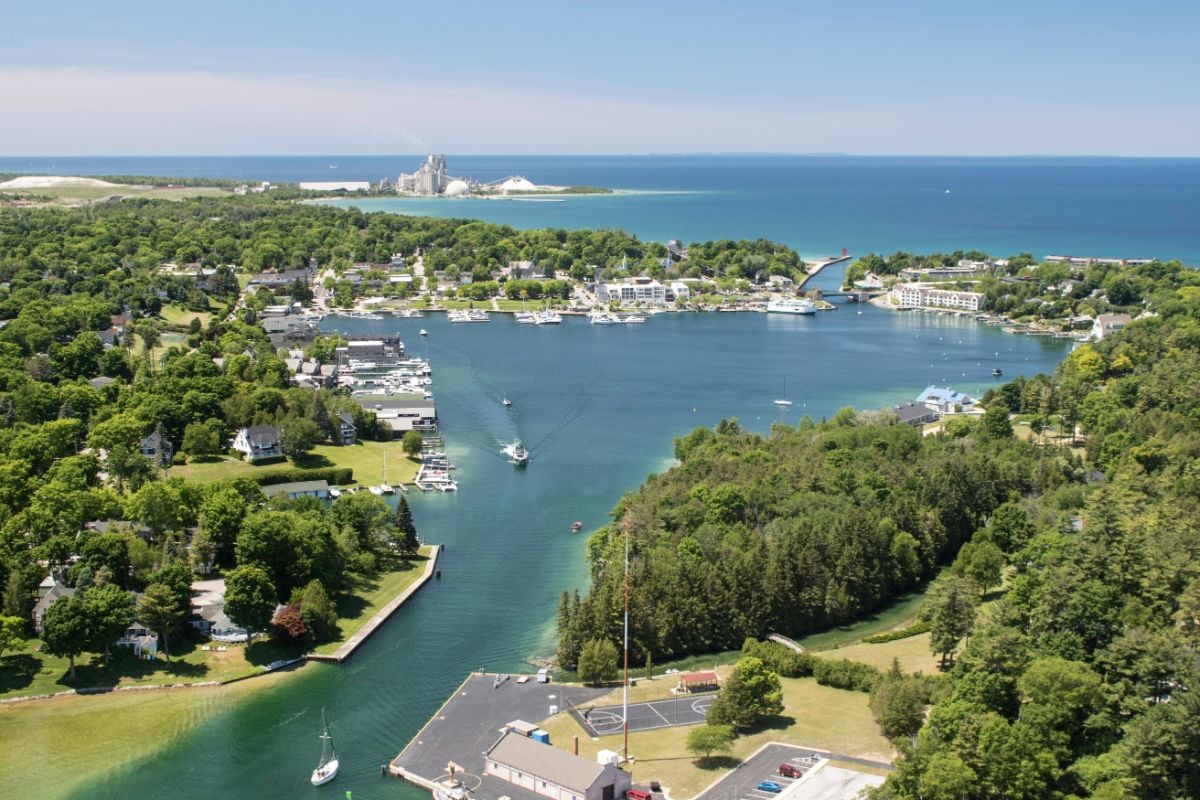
[589, 312, 616, 325]
[515, 311, 536, 324]
[506, 442, 530, 467]
[534, 311, 563, 324]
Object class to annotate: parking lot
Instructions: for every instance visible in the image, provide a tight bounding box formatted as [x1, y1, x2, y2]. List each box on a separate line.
[694, 743, 825, 800]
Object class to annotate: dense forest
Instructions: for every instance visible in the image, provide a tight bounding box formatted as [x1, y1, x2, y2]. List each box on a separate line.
[556, 405, 1081, 666]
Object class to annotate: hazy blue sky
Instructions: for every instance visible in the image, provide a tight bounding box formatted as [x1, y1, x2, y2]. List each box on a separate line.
[3, 1, 1198, 155]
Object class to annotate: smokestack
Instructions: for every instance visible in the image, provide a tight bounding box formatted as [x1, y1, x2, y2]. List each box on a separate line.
[574, 735, 579, 756]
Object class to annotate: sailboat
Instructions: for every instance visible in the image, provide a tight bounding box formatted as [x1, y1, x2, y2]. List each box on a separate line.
[310, 709, 339, 786]
[377, 451, 395, 494]
[774, 378, 793, 407]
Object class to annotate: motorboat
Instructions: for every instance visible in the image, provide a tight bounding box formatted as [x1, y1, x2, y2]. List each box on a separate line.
[589, 312, 616, 325]
[992, 368, 1003, 377]
[570, 521, 583, 533]
[502, 398, 512, 407]
[310, 709, 339, 786]
[534, 311, 563, 324]
[515, 311, 536, 324]
[506, 442, 529, 467]
[419, 328, 428, 336]
[766, 298, 817, 315]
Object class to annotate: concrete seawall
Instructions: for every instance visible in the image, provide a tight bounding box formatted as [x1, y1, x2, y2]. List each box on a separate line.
[308, 544, 442, 664]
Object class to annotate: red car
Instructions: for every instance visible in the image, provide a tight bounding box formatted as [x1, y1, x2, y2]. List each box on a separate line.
[778, 764, 803, 778]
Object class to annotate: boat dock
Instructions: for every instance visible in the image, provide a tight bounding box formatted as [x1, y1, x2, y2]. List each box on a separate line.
[307, 544, 442, 664]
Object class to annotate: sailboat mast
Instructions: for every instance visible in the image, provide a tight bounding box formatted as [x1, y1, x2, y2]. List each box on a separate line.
[622, 509, 630, 761]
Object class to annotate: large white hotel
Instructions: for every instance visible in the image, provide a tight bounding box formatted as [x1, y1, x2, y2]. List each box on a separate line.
[891, 282, 984, 312]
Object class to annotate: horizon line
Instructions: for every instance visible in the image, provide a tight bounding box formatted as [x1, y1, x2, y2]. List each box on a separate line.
[4, 152, 1200, 160]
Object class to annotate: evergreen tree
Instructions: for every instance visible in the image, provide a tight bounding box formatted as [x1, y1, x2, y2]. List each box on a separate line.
[308, 393, 336, 444]
[393, 495, 419, 555]
[577, 638, 619, 685]
[2, 570, 29, 621]
[928, 576, 979, 668]
[298, 579, 339, 641]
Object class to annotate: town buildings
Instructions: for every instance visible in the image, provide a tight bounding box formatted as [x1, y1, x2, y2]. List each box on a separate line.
[890, 283, 983, 312]
[484, 730, 632, 800]
[596, 278, 667, 306]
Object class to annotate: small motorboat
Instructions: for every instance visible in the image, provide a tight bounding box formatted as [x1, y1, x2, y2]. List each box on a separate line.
[507, 442, 529, 467]
[570, 521, 583, 533]
[502, 398, 512, 407]
[992, 368, 1003, 377]
[419, 329, 428, 336]
[310, 709, 339, 786]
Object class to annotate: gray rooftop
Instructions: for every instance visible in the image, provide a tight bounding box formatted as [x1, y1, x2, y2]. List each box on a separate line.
[487, 730, 607, 793]
[261, 480, 330, 497]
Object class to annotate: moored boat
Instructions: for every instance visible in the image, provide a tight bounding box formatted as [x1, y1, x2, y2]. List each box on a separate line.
[310, 709, 339, 786]
[766, 298, 817, 315]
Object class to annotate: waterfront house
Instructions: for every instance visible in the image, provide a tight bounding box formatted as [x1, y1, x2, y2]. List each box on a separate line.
[32, 577, 74, 633]
[916, 386, 975, 414]
[337, 412, 357, 445]
[260, 480, 332, 501]
[1091, 313, 1132, 341]
[892, 402, 940, 427]
[232, 425, 284, 462]
[485, 730, 632, 800]
[358, 395, 438, 433]
[116, 625, 158, 659]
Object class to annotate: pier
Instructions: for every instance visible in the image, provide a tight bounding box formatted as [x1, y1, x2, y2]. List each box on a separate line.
[307, 544, 442, 664]
[797, 254, 852, 290]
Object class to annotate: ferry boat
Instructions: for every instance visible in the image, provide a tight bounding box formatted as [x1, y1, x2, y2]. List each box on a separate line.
[766, 298, 817, 315]
[345, 311, 385, 320]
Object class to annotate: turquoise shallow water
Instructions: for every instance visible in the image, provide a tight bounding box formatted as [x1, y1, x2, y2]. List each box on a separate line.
[68, 291, 1071, 799]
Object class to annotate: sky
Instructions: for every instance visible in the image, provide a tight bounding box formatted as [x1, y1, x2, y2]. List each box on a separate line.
[2, 0, 1198, 156]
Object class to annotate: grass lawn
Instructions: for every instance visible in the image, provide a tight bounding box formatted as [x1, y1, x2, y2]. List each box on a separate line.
[539, 669, 892, 798]
[314, 548, 433, 654]
[0, 629, 293, 701]
[813, 633, 941, 676]
[0, 669, 291, 799]
[169, 440, 420, 487]
[158, 304, 213, 330]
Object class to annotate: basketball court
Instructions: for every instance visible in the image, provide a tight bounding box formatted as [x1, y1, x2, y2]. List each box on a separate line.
[572, 692, 716, 737]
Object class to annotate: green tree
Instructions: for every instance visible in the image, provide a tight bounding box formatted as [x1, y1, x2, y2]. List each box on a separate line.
[181, 422, 220, 458]
[928, 576, 979, 668]
[297, 579, 339, 641]
[2, 570, 29, 620]
[870, 666, 929, 740]
[577, 638, 620, 685]
[401, 430, 424, 458]
[707, 656, 784, 730]
[393, 495, 419, 554]
[137, 583, 185, 664]
[983, 401, 1013, 439]
[686, 724, 734, 762]
[281, 418, 321, 460]
[956, 539, 1005, 598]
[224, 565, 277, 649]
[918, 752, 978, 800]
[81, 584, 134, 666]
[0, 615, 24, 658]
[40, 597, 90, 679]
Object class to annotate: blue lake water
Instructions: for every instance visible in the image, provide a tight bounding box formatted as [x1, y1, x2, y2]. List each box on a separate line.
[2, 154, 1199, 262]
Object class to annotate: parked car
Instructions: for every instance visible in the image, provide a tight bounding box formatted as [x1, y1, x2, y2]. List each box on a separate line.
[756, 782, 783, 793]
[778, 764, 803, 778]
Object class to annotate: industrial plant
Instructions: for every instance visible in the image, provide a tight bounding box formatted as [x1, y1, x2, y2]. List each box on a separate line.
[391, 154, 542, 197]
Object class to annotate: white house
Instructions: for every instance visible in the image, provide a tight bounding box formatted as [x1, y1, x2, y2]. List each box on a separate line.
[596, 279, 667, 307]
[232, 426, 284, 462]
[485, 730, 632, 800]
[32, 577, 74, 633]
[668, 281, 691, 301]
[1091, 313, 1132, 341]
[916, 386, 975, 414]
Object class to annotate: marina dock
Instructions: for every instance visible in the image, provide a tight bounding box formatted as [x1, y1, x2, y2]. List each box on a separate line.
[307, 544, 442, 664]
